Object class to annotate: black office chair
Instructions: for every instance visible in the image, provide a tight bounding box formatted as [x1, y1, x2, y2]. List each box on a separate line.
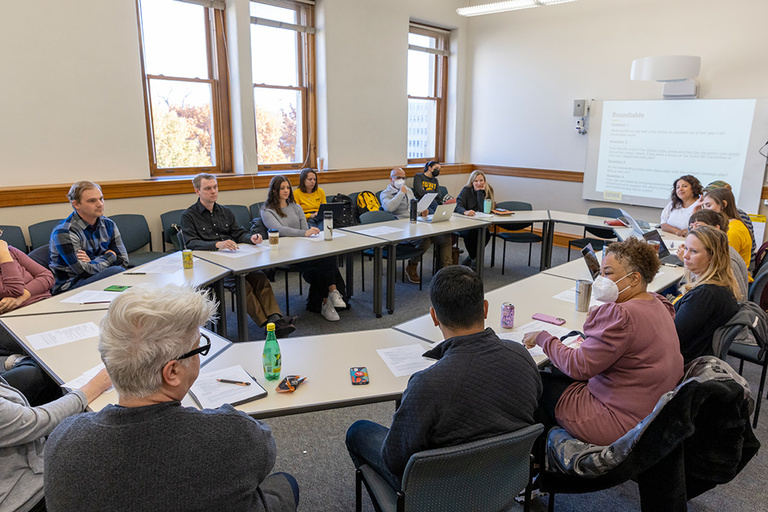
[0, 225, 28, 253]
[110, 214, 164, 268]
[492, 201, 543, 274]
[356, 424, 543, 512]
[223, 204, 251, 230]
[566, 207, 622, 261]
[160, 209, 185, 252]
[359, 210, 423, 291]
[249, 201, 265, 220]
[28, 219, 62, 251]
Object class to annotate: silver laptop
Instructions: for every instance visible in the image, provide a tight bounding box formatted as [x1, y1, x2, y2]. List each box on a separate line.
[619, 208, 653, 237]
[417, 203, 456, 223]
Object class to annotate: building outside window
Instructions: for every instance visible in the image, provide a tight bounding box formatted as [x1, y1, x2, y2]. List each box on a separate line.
[407, 23, 449, 163]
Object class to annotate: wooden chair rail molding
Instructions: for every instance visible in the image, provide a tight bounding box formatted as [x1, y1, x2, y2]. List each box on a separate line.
[5, 162, 765, 208]
[0, 164, 474, 208]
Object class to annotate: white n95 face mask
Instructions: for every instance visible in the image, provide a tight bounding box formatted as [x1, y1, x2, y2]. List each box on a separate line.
[394, 179, 405, 189]
[592, 273, 631, 303]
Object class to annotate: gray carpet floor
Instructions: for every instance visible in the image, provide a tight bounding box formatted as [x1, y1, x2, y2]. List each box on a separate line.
[221, 240, 768, 511]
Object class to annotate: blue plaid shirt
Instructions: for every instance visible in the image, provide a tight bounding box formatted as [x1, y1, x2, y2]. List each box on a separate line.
[49, 211, 128, 293]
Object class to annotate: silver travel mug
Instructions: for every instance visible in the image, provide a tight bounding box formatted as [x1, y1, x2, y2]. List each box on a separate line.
[575, 279, 592, 312]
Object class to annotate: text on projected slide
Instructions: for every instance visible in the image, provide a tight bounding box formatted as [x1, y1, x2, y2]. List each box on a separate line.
[596, 99, 755, 202]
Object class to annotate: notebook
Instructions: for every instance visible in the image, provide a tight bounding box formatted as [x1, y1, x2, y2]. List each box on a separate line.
[188, 365, 268, 409]
[417, 203, 456, 223]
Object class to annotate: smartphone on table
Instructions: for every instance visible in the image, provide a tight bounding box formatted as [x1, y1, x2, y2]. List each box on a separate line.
[350, 367, 369, 385]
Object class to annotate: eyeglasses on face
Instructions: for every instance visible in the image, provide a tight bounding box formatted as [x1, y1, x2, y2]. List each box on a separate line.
[175, 333, 211, 361]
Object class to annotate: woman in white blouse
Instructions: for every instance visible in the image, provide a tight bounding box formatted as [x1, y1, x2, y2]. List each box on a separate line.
[660, 175, 702, 237]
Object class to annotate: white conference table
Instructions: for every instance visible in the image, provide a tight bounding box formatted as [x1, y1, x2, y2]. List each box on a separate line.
[341, 215, 488, 313]
[193, 232, 389, 341]
[394, 273, 591, 357]
[545, 210, 625, 269]
[468, 210, 552, 271]
[0, 309, 231, 413]
[180, 329, 433, 419]
[542, 249, 686, 291]
[0, 252, 231, 335]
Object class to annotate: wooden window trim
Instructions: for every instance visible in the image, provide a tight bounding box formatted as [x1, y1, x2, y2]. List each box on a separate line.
[407, 23, 448, 164]
[136, 1, 232, 177]
[251, 0, 316, 171]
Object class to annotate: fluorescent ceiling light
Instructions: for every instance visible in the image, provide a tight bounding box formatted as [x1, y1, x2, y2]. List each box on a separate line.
[457, 0, 577, 17]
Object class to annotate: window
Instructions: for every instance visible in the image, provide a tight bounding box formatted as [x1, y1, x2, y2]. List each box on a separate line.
[407, 24, 449, 163]
[137, 0, 231, 176]
[250, 0, 316, 170]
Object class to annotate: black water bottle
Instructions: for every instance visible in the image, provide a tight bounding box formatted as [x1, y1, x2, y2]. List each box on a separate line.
[410, 198, 417, 223]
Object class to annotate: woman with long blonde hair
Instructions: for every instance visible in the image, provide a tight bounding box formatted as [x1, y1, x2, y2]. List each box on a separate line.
[674, 225, 741, 362]
[455, 170, 494, 268]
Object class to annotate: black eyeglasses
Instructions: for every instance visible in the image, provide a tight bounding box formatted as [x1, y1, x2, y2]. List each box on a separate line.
[176, 333, 211, 361]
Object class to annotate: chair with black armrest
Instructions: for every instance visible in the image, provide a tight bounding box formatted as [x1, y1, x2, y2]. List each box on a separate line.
[355, 424, 544, 512]
[566, 207, 623, 261]
[492, 201, 543, 274]
[359, 210, 422, 292]
[0, 225, 28, 253]
[110, 214, 164, 268]
[28, 219, 62, 251]
[249, 201, 265, 220]
[160, 209, 186, 252]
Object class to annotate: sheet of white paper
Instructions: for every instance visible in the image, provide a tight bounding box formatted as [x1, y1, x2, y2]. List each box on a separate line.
[473, 212, 494, 218]
[498, 320, 576, 358]
[61, 363, 114, 393]
[213, 244, 266, 258]
[305, 231, 348, 242]
[357, 226, 404, 237]
[553, 287, 600, 308]
[416, 193, 437, 213]
[60, 290, 122, 304]
[133, 257, 188, 274]
[377, 344, 435, 377]
[190, 365, 266, 409]
[26, 322, 100, 350]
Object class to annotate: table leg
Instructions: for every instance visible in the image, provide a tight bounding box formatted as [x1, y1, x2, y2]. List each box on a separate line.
[345, 253, 354, 298]
[236, 274, 248, 342]
[214, 279, 227, 339]
[476, 227, 486, 280]
[543, 220, 555, 270]
[373, 246, 382, 318]
[386, 243, 396, 314]
[490, 224, 497, 267]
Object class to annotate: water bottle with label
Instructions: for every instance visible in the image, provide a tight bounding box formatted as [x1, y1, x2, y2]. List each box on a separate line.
[262, 323, 281, 381]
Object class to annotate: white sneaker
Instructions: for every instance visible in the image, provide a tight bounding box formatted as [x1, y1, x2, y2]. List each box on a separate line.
[321, 300, 340, 321]
[329, 289, 347, 309]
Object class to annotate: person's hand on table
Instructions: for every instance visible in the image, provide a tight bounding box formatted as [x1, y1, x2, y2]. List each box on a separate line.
[216, 240, 238, 251]
[309, 212, 317, 219]
[305, 227, 321, 237]
[676, 243, 685, 261]
[523, 331, 543, 349]
[80, 368, 112, 404]
[444, 198, 457, 205]
[464, 210, 476, 217]
[250, 234, 263, 245]
[420, 210, 429, 217]
[0, 290, 30, 314]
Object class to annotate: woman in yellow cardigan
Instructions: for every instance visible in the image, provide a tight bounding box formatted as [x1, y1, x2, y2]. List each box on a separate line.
[293, 168, 326, 227]
[702, 187, 752, 270]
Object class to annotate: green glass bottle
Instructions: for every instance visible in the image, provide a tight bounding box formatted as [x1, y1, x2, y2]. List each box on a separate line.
[262, 323, 281, 381]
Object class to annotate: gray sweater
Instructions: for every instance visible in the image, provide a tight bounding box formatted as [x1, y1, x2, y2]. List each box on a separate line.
[380, 184, 416, 219]
[44, 401, 296, 512]
[0, 381, 86, 512]
[261, 203, 309, 238]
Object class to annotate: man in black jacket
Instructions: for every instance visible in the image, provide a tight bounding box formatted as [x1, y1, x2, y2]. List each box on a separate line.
[345, 266, 542, 490]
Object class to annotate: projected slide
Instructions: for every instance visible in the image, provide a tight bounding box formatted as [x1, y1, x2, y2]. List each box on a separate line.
[595, 99, 756, 203]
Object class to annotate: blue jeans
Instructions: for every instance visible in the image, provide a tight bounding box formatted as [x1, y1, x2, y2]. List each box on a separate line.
[345, 420, 401, 491]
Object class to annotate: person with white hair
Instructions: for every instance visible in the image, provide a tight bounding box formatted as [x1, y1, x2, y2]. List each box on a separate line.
[43, 284, 299, 512]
